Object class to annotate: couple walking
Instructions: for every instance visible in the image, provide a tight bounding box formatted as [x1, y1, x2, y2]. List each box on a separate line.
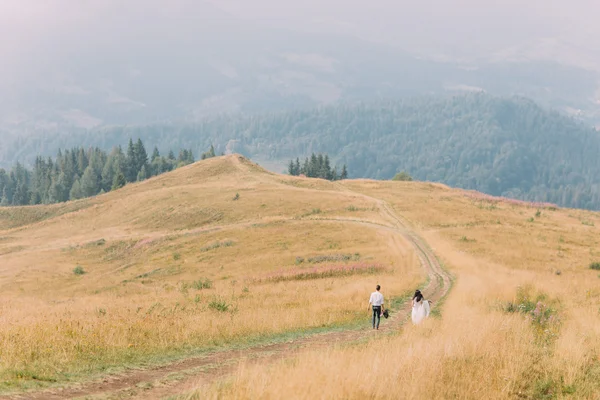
[368, 285, 431, 329]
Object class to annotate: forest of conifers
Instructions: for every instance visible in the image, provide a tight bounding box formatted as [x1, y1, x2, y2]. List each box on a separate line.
[0, 139, 202, 206]
[1, 93, 599, 209]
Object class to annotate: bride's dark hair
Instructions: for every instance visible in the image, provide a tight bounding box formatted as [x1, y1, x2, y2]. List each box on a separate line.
[413, 289, 423, 302]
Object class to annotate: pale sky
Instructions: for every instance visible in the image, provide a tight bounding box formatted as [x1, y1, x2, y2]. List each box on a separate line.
[1, 0, 600, 83]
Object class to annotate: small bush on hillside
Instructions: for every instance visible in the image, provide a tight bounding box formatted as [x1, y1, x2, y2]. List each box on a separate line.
[233, 193, 240, 201]
[392, 171, 413, 181]
[503, 286, 559, 344]
[173, 252, 181, 260]
[208, 298, 230, 312]
[191, 278, 213, 290]
[306, 253, 360, 264]
[346, 205, 360, 212]
[73, 266, 86, 275]
[295, 256, 305, 265]
[590, 262, 600, 271]
[535, 210, 542, 218]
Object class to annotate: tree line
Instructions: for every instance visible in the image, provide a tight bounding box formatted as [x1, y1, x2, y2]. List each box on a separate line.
[0, 139, 212, 206]
[2, 93, 600, 209]
[287, 153, 348, 181]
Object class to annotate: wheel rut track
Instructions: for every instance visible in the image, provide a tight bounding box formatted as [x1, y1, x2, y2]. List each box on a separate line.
[2, 201, 452, 400]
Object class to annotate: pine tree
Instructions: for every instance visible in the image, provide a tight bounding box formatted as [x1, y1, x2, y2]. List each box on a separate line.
[317, 154, 325, 177]
[168, 150, 176, 160]
[12, 182, 30, 205]
[137, 165, 148, 182]
[302, 158, 309, 176]
[112, 172, 126, 191]
[80, 165, 100, 197]
[0, 187, 9, 206]
[288, 159, 296, 176]
[76, 148, 88, 176]
[295, 158, 301, 176]
[309, 153, 318, 177]
[151, 147, 160, 162]
[48, 174, 66, 204]
[29, 191, 41, 205]
[340, 165, 348, 180]
[134, 138, 148, 173]
[201, 145, 216, 160]
[125, 138, 136, 182]
[331, 167, 338, 181]
[70, 178, 83, 200]
[323, 155, 332, 180]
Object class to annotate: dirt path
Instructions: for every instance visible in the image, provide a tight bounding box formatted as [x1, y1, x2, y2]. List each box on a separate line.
[2, 199, 451, 400]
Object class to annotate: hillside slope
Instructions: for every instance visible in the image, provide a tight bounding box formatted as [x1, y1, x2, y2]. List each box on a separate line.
[0, 155, 422, 394]
[1, 155, 600, 399]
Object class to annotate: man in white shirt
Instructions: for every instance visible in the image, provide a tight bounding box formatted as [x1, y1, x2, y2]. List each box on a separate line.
[368, 284, 385, 330]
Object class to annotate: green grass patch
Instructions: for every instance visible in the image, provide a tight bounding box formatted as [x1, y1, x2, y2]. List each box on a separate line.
[200, 240, 234, 252]
[73, 266, 86, 275]
[0, 288, 419, 395]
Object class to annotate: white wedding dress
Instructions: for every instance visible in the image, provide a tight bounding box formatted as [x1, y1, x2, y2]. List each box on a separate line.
[411, 298, 430, 325]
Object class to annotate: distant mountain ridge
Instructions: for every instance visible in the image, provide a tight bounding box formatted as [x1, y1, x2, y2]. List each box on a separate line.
[2, 93, 600, 210]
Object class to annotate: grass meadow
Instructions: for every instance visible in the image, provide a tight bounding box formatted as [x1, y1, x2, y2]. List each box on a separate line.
[186, 177, 600, 399]
[0, 156, 421, 393]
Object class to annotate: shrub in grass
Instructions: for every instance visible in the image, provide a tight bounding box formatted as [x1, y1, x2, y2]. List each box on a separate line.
[590, 262, 600, 271]
[306, 253, 360, 264]
[503, 286, 559, 344]
[173, 252, 181, 260]
[73, 266, 86, 275]
[191, 278, 213, 290]
[200, 240, 234, 252]
[208, 298, 230, 312]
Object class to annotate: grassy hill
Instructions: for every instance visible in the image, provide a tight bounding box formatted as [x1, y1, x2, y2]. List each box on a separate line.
[1, 155, 600, 398]
[0, 155, 421, 393]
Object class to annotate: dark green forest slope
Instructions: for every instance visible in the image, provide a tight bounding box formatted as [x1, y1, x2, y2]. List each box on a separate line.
[2, 94, 600, 209]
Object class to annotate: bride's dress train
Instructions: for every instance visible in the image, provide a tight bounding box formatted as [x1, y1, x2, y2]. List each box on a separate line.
[411, 298, 430, 325]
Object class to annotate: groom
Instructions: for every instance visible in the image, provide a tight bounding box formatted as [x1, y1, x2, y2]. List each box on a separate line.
[368, 284, 385, 330]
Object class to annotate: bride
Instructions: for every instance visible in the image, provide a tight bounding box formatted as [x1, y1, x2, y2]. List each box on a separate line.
[411, 289, 431, 325]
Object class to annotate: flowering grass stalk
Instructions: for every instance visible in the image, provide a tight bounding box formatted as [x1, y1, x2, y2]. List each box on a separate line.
[254, 263, 386, 283]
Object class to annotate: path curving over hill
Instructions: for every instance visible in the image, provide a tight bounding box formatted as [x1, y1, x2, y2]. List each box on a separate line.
[2, 196, 451, 400]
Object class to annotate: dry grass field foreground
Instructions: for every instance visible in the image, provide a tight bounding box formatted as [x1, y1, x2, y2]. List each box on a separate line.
[186, 165, 600, 399]
[2, 155, 600, 399]
[0, 155, 423, 395]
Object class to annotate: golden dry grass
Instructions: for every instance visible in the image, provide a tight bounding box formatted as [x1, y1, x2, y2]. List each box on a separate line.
[0, 156, 421, 392]
[191, 179, 600, 399]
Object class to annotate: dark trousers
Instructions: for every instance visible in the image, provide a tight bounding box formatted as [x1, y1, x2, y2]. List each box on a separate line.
[372, 306, 381, 328]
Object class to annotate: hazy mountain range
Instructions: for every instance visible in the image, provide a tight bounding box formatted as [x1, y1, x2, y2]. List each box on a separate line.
[2, 0, 600, 135]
